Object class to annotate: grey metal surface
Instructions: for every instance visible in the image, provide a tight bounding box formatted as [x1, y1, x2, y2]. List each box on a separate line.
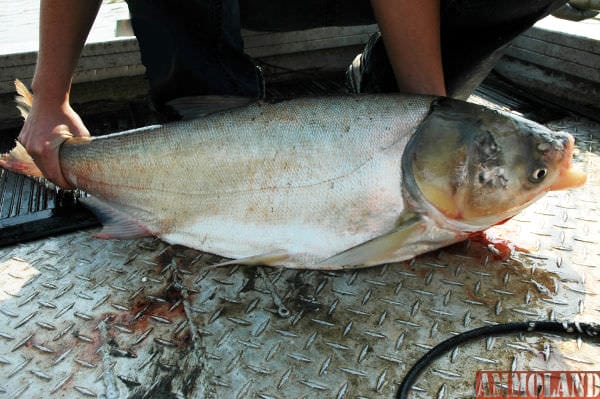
[0, 114, 598, 399]
[0, 170, 55, 219]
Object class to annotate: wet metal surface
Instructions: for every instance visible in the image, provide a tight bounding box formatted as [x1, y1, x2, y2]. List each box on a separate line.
[0, 95, 599, 398]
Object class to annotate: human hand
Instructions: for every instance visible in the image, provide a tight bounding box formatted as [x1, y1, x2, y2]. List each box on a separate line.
[17, 97, 90, 189]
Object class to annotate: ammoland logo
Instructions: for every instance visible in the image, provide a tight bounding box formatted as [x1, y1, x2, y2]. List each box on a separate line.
[475, 371, 600, 398]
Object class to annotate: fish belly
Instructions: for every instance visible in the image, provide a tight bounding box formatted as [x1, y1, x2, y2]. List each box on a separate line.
[160, 142, 408, 267]
[60, 96, 433, 267]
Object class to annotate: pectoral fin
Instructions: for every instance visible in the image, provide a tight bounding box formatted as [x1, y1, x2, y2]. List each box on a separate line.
[319, 214, 428, 269]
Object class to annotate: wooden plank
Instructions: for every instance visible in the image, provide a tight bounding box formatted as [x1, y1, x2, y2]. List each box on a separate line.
[527, 16, 600, 53]
[242, 25, 377, 48]
[0, 51, 37, 68]
[246, 32, 373, 58]
[503, 17, 600, 85]
[0, 26, 376, 94]
[79, 38, 141, 57]
[71, 65, 147, 84]
[510, 35, 600, 69]
[1, 62, 145, 93]
[523, 28, 600, 55]
[505, 46, 600, 83]
[494, 56, 600, 114]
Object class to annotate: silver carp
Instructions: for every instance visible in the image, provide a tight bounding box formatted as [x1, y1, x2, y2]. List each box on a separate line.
[1, 81, 586, 269]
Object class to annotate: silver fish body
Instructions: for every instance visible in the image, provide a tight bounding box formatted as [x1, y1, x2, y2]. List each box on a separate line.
[62, 95, 435, 267]
[2, 85, 586, 269]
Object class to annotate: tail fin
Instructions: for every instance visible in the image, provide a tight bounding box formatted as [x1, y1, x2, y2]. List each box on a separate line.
[15, 79, 33, 119]
[0, 142, 44, 177]
[0, 80, 44, 178]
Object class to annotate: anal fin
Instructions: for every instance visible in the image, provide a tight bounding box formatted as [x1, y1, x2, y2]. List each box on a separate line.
[210, 250, 290, 268]
[81, 196, 154, 239]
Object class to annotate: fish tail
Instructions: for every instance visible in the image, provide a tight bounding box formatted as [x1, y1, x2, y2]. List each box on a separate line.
[0, 141, 44, 178]
[0, 80, 44, 178]
[15, 79, 33, 119]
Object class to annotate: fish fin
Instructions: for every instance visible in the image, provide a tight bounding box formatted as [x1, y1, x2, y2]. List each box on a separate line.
[209, 250, 290, 268]
[81, 196, 154, 239]
[15, 79, 33, 119]
[166, 95, 255, 119]
[319, 214, 427, 268]
[0, 141, 44, 177]
[0, 81, 44, 177]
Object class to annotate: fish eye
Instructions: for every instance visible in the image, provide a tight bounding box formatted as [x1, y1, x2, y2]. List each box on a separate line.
[529, 168, 548, 183]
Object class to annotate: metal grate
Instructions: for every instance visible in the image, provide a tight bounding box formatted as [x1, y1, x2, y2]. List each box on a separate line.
[0, 169, 55, 218]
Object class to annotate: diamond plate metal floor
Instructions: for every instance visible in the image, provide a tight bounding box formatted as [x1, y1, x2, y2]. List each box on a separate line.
[0, 81, 598, 398]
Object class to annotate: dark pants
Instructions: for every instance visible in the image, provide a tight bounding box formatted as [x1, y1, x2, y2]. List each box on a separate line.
[126, 0, 567, 103]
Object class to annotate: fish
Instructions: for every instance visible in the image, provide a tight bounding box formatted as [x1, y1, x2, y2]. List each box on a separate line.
[1, 80, 586, 269]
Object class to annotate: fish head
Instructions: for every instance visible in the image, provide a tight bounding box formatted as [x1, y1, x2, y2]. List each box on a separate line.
[404, 98, 586, 228]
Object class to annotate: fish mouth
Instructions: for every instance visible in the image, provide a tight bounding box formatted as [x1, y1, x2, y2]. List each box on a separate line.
[549, 134, 586, 191]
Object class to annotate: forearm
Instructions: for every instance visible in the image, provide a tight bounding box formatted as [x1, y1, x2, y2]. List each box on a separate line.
[370, 0, 446, 96]
[17, 0, 99, 188]
[32, 0, 102, 104]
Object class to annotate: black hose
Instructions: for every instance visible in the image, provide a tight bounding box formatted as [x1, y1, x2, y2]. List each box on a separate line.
[396, 320, 600, 399]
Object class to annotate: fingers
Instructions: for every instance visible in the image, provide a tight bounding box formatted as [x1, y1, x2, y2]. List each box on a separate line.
[30, 154, 72, 189]
[18, 126, 74, 189]
[17, 102, 90, 190]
